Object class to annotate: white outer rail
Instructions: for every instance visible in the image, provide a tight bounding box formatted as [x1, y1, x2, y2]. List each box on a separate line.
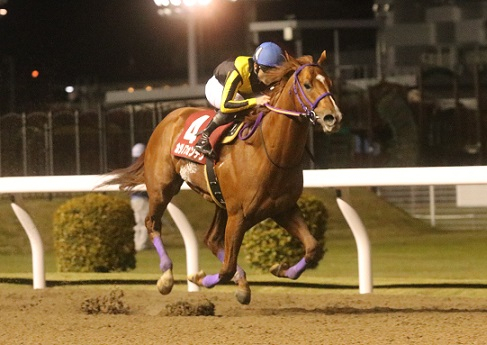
[2, 175, 197, 291]
[11, 203, 46, 289]
[2, 166, 487, 292]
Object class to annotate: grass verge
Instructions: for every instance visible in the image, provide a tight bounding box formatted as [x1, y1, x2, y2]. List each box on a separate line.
[1, 188, 487, 298]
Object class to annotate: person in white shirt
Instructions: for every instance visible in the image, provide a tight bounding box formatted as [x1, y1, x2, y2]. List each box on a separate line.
[130, 143, 150, 251]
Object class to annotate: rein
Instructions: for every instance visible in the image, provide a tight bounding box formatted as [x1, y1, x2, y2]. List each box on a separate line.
[238, 111, 265, 140]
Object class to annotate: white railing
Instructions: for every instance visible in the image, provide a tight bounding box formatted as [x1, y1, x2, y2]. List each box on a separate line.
[2, 166, 487, 293]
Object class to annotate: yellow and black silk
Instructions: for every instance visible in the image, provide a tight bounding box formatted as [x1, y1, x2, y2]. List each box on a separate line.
[213, 56, 267, 114]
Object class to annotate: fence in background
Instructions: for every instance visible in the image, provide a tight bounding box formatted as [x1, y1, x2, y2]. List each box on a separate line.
[378, 185, 487, 230]
[0, 103, 355, 178]
[0, 100, 208, 177]
[3, 166, 487, 293]
[5, 64, 487, 177]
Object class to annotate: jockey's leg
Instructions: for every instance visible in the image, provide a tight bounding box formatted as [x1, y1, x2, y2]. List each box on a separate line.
[195, 111, 232, 158]
[195, 119, 219, 158]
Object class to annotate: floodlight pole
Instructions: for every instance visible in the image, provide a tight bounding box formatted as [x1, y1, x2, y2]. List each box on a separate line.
[187, 13, 198, 87]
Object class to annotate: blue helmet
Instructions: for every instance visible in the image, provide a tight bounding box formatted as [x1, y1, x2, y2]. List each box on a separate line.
[253, 42, 285, 67]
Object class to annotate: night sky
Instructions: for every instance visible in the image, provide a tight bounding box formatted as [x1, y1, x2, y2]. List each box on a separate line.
[0, 0, 373, 87]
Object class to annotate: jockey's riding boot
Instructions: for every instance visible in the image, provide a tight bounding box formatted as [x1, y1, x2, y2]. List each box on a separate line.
[195, 119, 219, 158]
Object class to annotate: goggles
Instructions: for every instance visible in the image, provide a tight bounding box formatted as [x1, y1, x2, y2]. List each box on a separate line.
[258, 65, 275, 73]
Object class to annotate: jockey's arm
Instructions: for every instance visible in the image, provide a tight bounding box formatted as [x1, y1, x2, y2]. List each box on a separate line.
[220, 70, 257, 114]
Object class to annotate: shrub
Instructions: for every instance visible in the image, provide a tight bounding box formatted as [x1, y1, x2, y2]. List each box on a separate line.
[53, 193, 136, 272]
[242, 193, 328, 271]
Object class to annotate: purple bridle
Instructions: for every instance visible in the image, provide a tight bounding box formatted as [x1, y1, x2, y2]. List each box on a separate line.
[238, 63, 333, 140]
[265, 63, 333, 125]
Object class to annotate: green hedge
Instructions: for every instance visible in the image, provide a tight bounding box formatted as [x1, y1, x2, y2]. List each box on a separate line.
[243, 194, 328, 271]
[53, 193, 136, 272]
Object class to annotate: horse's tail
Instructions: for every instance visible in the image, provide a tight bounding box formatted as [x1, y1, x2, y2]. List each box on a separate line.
[98, 153, 145, 192]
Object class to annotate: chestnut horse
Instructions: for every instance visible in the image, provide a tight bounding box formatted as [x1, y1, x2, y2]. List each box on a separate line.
[101, 51, 342, 304]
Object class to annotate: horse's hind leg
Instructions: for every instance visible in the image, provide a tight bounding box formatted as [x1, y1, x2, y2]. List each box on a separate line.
[190, 207, 251, 305]
[270, 204, 321, 280]
[146, 177, 184, 295]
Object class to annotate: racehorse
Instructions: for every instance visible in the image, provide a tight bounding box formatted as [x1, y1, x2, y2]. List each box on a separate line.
[100, 50, 342, 304]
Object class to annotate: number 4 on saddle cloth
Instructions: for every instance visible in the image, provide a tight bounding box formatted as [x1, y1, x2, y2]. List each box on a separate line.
[172, 109, 243, 164]
[171, 109, 244, 208]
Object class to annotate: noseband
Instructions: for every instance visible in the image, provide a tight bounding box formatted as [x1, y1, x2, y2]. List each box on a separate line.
[265, 63, 333, 125]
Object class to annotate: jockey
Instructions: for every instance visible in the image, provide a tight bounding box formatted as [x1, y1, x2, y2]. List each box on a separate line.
[195, 41, 285, 158]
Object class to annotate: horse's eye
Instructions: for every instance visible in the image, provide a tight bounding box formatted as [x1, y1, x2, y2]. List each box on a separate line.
[304, 82, 312, 90]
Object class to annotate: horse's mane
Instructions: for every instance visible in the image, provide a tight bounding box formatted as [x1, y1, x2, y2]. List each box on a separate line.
[245, 53, 315, 123]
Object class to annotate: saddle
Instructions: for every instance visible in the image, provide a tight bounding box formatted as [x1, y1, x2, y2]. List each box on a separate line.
[172, 109, 242, 165]
[172, 109, 244, 209]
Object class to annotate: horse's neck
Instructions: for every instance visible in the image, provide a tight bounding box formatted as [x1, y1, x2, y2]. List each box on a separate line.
[261, 101, 309, 168]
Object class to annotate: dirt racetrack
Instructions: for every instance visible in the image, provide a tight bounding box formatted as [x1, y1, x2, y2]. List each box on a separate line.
[1, 283, 487, 345]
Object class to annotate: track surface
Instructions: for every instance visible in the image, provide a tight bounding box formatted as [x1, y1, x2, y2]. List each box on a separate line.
[2, 284, 487, 344]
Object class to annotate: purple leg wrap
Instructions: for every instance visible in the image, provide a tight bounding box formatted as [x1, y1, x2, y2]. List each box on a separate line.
[153, 236, 173, 272]
[217, 250, 224, 262]
[216, 249, 246, 280]
[202, 273, 221, 288]
[285, 257, 307, 280]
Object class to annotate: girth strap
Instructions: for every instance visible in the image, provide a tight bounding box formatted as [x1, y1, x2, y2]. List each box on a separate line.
[204, 159, 226, 209]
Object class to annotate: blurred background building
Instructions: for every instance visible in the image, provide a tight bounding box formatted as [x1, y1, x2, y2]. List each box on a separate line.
[2, 0, 487, 176]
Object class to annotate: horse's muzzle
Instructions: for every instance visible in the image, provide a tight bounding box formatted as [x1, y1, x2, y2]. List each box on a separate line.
[323, 114, 336, 125]
[319, 113, 341, 133]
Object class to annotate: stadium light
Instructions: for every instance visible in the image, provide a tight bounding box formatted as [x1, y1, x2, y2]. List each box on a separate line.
[155, 0, 212, 8]
[0, 0, 7, 16]
[154, 0, 169, 5]
[153, 0, 214, 87]
[154, 0, 238, 86]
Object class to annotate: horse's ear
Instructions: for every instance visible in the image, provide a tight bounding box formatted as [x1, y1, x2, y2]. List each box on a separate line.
[285, 51, 298, 65]
[317, 50, 327, 65]
[284, 51, 291, 62]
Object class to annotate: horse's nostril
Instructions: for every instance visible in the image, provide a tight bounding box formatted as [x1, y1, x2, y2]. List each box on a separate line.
[323, 114, 335, 124]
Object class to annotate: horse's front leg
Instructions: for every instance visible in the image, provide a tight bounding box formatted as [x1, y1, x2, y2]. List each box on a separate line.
[218, 249, 251, 304]
[196, 207, 251, 304]
[270, 204, 320, 280]
[189, 246, 251, 304]
[189, 215, 247, 290]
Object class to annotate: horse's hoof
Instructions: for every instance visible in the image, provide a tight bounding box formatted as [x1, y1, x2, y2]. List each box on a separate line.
[235, 286, 251, 305]
[157, 269, 174, 295]
[188, 270, 206, 286]
[270, 262, 289, 278]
